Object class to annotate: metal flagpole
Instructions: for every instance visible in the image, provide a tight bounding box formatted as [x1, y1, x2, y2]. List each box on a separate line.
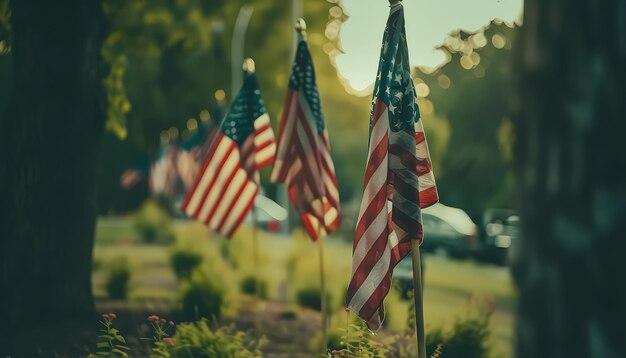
[410, 240, 426, 358]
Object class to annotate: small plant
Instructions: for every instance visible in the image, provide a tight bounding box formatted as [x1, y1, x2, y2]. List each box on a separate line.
[142, 315, 176, 358]
[170, 248, 203, 281]
[89, 313, 130, 357]
[323, 309, 389, 357]
[179, 273, 225, 321]
[170, 319, 266, 358]
[105, 256, 131, 299]
[240, 275, 268, 300]
[296, 287, 331, 312]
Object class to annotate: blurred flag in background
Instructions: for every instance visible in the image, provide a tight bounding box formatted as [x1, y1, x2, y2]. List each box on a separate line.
[270, 29, 340, 241]
[181, 70, 276, 237]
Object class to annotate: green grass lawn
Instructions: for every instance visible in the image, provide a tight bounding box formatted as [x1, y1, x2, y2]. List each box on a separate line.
[94, 217, 516, 357]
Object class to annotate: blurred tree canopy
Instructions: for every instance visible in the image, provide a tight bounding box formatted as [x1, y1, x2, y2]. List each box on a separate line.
[414, 21, 519, 219]
[0, 0, 520, 221]
[94, 0, 372, 214]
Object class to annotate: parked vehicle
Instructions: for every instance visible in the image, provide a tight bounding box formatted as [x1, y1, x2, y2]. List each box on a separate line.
[419, 203, 479, 258]
[394, 255, 416, 299]
[479, 208, 520, 265]
[393, 203, 478, 299]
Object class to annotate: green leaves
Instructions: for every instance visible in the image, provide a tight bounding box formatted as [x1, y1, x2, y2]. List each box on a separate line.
[102, 53, 131, 140]
[92, 315, 131, 357]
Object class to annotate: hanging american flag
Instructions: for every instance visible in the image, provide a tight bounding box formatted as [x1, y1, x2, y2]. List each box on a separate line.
[346, 2, 438, 329]
[181, 71, 276, 238]
[270, 29, 340, 241]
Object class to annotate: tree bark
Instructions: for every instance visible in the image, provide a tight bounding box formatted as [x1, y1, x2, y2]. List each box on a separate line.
[0, 0, 105, 336]
[513, 1, 626, 357]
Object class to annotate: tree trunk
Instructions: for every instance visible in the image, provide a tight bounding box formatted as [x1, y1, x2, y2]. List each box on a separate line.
[0, 0, 105, 339]
[513, 1, 626, 357]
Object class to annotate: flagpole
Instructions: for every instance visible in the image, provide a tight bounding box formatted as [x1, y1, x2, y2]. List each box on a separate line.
[294, 17, 328, 351]
[410, 240, 426, 358]
[251, 204, 262, 333]
[243, 57, 263, 334]
[318, 225, 328, 351]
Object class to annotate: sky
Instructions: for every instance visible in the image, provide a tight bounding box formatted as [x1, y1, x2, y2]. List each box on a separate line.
[335, 0, 524, 91]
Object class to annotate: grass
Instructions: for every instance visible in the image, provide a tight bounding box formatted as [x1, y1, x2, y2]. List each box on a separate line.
[93, 216, 516, 357]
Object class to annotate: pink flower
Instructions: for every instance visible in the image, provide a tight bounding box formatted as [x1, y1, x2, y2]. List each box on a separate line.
[147, 315, 159, 321]
[160, 318, 166, 323]
[102, 314, 110, 319]
[344, 307, 350, 313]
[109, 313, 117, 319]
[169, 320, 175, 326]
[358, 335, 363, 339]
[163, 337, 174, 346]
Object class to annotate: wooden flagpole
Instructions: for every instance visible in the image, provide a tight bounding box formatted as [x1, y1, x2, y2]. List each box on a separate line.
[410, 240, 426, 358]
[243, 57, 263, 334]
[251, 204, 262, 333]
[318, 225, 328, 351]
[293, 17, 328, 351]
[383, 0, 424, 355]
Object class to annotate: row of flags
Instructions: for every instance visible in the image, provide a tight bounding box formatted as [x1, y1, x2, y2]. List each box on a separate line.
[135, 3, 437, 330]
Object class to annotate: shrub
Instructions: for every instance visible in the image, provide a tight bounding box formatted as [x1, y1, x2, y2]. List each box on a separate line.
[239, 275, 268, 300]
[170, 248, 203, 281]
[170, 319, 266, 358]
[423, 316, 490, 358]
[296, 287, 332, 312]
[133, 200, 175, 244]
[278, 309, 298, 320]
[443, 316, 490, 358]
[179, 274, 225, 321]
[105, 256, 131, 299]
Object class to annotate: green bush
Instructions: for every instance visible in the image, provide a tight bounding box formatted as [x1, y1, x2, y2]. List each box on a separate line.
[133, 200, 175, 244]
[425, 316, 491, 358]
[278, 309, 298, 320]
[105, 256, 131, 299]
[296, 287, 332, 312]
[181, 275, 225, 320]
[170, 248, 203, 281]
[171, 319, 266, 358]
[239, 276, 268, 300]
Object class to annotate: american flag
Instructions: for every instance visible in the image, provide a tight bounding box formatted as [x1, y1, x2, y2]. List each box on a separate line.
[271, 31, 339, 241]
[181, 72, 276, 238]
[346, 3, 438, 329]
[149, 141, 179, 195]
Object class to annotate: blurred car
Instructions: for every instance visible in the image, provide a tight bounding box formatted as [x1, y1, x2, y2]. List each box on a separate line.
[419, 203, 479, 258]
[479, 208, 520, 265]
[393, 203, 478, 299]
[394, 255, 417, 299]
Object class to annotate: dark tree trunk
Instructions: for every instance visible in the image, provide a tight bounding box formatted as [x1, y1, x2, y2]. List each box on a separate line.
[0, 0, 105, 344]
[513, 1, 626, 357]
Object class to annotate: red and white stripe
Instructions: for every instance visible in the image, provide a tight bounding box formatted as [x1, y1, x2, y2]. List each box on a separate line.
[271, 90, 340, 241]
[346, 99, 438, 328]
[181, 133, 259, 238]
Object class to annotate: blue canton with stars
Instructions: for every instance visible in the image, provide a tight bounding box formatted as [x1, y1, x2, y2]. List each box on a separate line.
[289, 37, 325, 133]
[370, 4, 420, 133]
[222, 72, 268, 145]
